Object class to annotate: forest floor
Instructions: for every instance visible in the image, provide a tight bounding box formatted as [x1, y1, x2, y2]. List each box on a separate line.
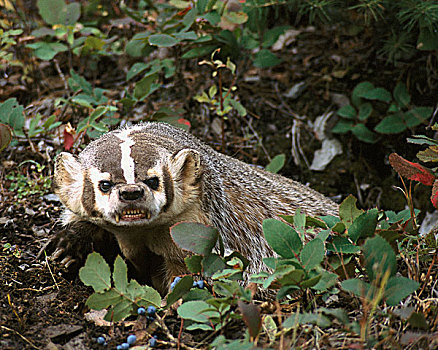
[1, 10, 438, 350]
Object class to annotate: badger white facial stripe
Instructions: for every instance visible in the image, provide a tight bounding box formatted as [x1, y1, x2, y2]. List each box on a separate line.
[117, 129, 136, 184]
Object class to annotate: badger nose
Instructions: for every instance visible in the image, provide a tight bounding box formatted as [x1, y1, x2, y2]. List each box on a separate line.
[119, 185, 144, 201]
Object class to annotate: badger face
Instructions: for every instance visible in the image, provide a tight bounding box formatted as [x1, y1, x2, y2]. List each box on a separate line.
[54, 126, 202, 230]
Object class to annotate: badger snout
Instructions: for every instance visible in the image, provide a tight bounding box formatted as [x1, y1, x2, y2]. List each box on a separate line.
[119, 184, 145, 201]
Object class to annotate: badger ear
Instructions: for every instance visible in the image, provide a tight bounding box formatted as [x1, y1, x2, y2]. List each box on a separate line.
[170, 149, 202, 182]
[54, 152, 84, 214]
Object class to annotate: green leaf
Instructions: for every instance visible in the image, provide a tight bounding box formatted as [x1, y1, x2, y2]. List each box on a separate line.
[312, 271, 338, 291]
[0, 124, 12, 152]
[253, 49, 281, 68]
[182, 45, 217, 59]
[374, 112, 407, 134]
[177, 300, 219, 323]
[327, 236, 360, 254]
[113, 256, 128, 293]
[300, 273, 322, 288]
[341, 279, 376, 300]
[358, 102, 372, 121]
[185, 255, 202, 274]
[352, 81, 374, 107]
[352, 123, 378, 143]
[393, 83, 410, 108]
[166, 275, 193, 306]
[223, 11, 248, 25]
[149, 34, 179, 47]
[337, 105, 356, 119]
[174, 31, 198, 41]
[331, 119, 354, 133]
[202, 253, 226, 277]
[359, 87, 392, 102]
[348, 208, 379, 242]
[265, 154, 285, 173]
[262, 26, 290, 48]
[300, 239, 324, 271]
[133, 72, 159, 101]
[127, 63, 150, 81]
[229, 99, 247, 117]
[404, 107, 433, 127]
[262, 219, 302, 258]
[37, 0, 80, 25]
[202, 11, 221, 25]
[362, 235, 396, 282]
[0, 98, 24, 133]
[339, 195, 364, 228]
[384, 276, 419, 306]
[79, 252, 111, 293]
[86, 289, 122, 310]
[170, 222, 218, 255]
[109, 298, 133, 322]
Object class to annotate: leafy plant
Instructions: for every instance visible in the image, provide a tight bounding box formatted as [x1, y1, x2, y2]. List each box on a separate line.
[79, 253, 161, 322]
[332, 81, 433, 143]
[0, 27, 23, 69]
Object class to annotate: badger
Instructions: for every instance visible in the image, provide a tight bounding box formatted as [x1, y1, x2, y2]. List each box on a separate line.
[53, 122, 338, 294]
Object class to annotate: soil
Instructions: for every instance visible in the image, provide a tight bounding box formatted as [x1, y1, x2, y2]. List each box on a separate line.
[1, 7, 437, 349]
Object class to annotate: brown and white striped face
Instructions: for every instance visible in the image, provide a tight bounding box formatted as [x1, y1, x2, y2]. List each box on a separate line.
[54, 125, 202, 229]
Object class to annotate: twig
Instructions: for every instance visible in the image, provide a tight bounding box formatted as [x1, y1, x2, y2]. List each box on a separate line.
[1, 325, 40, 349]
[54, 59, 68, 92]
[44, 251, 60, 290]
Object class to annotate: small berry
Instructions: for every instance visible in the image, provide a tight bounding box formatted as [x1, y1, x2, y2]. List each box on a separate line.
[147, 305, 156, 315]
[127, 334, 137, 345]
[149, 337, 157, 347]
[192, 281, 197, 288]
[116, 346, 122, 350]
[97, 336, 105, 344]
[121, 343, 130, 350]
[137, 307, 146, 315]
[196, 280, 204, 289]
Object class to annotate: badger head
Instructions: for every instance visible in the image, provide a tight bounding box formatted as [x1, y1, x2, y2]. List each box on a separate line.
[54, 126, 203, 230]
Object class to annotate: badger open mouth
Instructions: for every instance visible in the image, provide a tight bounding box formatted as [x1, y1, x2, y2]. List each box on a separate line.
[115, 209, 151, 223]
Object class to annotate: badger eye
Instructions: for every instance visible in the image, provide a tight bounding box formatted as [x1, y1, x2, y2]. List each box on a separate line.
[99, 180, 113, 193]
[144, 177, 159, 190]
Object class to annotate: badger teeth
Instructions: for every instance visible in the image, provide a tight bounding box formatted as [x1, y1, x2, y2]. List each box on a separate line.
[118, 208, 149, 222]
[115, 214, 120, 223]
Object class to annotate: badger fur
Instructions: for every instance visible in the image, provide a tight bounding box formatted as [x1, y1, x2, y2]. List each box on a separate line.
[54, 122, 338, 294]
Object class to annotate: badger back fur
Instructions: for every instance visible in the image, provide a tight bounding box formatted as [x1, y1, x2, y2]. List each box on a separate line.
[54, 122, 338, 294]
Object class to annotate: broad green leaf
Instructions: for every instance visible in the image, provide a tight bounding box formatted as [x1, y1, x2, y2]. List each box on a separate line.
[352, 123, 377, 143]
[362, 235, 396, 282]
[185, 255, 202, 273]
[186, 323, 214, 331]
[229, 99, 247, 117]
[337, 105, 356, 119]
[166, 275, 193, 306]
[293, 209, 306, 233]
[182, 45, 217, 59]
[133, 72, 158, 101]
[263, 219, 302, 258]
[393, 83, 410, 108]
[352, 81, 374, 107]
[37, 0, 80, 26]
[339, 195, 364, 228]
[384, 276, 419, 306]
[79, 252, 111, 293]
[223, 11, 248, 24]
[300, 273, 322, 288]
[202, 253, 226, 277]
[0, 98, 24, 133]
[374, 113, 406, 134]
[202, 11, 221, 25]
[332, 119, 354, 133]
[358, 102, 372, 121]
[128, 280, 161, 307]
[300, 239, 324, 271]
[127, 62, 150, 81]
[177, 300, 219, 323]
[253, 49, 281, 68]
[265, 154, 285, 173]
[174, 31, 198, 41]
[0, 123, 12, 151]
[170, 222, 218, 255]
[359, 87, 392, 102]
[341, 279, 376, 300]
[107, 298, 132, 322]
[113, 256, 128, 293]
[276, 268, 306, 287]
[417, 146, 438, 163]
[86, 289, 122, 310]
[319, 215, 340, 228]
[283, 312, 331, 329]
[262, 26, 290, 48]
[149, 34, 179, 47]
[404, 107, 433, 127]
[312, 271, 338, 291]
[348, 208, 379, 242]
[327, 236, 360, 254]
